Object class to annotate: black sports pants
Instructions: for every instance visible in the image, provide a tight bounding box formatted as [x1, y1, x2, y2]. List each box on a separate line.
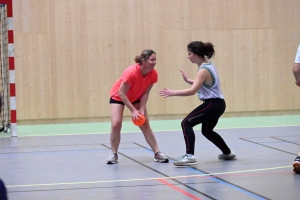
[181, 98, 231, 155]
[0, 179, 7, 200]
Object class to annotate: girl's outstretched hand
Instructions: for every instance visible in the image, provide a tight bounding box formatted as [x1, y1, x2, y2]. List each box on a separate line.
[179, 69, 188, 82]
[159, 88, 174, 98]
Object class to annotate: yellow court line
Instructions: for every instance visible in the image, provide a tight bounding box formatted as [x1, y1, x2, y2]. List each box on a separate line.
[6, 165, 291, 188]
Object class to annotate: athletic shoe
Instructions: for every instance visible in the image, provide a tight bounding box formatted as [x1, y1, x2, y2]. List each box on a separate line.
[154, 151, 169, 163]
[106, 152, 118, 164]
[173, 154, 197, 166]
[218, 151, 237, 160]
[293, 156, 300, 173]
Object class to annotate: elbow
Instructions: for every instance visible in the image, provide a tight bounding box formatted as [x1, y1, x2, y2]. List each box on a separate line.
[118, 92, 126, 100]
[189, 89, 198, 96]
[293, 63, 300, 73]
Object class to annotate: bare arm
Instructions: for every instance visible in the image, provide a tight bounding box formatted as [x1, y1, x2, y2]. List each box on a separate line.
[159, 68, 209, 97]
[138, 84, 153, 115]
[180, 69, 194, 85]
[293, 63, 300, 87]
[118, 82, 140, 119]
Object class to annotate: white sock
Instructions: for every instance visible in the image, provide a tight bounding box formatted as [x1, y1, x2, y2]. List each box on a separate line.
[186, 154, 195, 159]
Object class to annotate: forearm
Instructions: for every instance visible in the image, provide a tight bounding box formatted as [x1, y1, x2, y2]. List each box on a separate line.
[139, 94, 149, 110]
[185, 79, 194, 85]
[293, 63, 300, 81]
[172, 89, 196, 96]
[119, 94, 136, 112]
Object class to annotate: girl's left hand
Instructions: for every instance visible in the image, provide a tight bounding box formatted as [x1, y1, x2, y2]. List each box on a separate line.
[179, 69, 188, 82]
[159, 88, 174, 98]
[139, 109, 145, 116]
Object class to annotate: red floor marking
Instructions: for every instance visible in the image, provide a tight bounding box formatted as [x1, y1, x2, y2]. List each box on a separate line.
[158, 179, 201, 200]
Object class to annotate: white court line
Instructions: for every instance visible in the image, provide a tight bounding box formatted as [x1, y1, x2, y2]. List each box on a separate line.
[6, 165, 291, 188]
[4, 124, 300, 138]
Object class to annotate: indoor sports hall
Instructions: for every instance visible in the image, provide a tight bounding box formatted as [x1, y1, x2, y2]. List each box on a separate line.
[0, 0, 300, 200]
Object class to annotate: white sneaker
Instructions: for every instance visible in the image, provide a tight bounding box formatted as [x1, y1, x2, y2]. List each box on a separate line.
[106, 152, 118, 164]
[173, 154, 197, 166]
[154, 151, 169, 163]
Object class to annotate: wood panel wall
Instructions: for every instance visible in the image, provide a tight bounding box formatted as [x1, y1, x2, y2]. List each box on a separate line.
[12, 0, 300, 124]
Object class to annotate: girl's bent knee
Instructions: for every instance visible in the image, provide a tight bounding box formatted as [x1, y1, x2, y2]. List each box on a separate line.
[201, 130, 209, 137]
[181, 119, 191, 128]
[139, 120, 151, 129]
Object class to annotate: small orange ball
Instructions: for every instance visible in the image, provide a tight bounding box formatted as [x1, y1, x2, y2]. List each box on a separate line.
[132, 114, 145, 126]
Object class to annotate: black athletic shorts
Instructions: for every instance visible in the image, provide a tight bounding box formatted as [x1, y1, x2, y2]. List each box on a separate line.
[109, 97, 140, 105]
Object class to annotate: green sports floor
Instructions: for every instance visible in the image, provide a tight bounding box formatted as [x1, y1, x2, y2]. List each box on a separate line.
[1, 115, 300, 137]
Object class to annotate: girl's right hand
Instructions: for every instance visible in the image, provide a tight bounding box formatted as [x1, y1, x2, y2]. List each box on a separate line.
[179, 69, 188, 82]
[131, 109, 141, 121]
[159, 88, 174, 98]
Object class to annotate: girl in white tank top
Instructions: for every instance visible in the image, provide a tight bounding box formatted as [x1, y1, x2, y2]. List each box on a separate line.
[159, 41, 236, 166]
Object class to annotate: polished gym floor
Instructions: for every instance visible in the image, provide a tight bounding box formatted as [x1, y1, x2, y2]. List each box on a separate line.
[0, 115, 299, 200]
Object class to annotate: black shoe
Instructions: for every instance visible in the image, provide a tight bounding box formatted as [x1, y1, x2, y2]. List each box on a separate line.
[293, 156, 300, 173]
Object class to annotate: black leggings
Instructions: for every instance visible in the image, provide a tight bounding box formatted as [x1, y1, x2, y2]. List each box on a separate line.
[181, 98, 231, 155]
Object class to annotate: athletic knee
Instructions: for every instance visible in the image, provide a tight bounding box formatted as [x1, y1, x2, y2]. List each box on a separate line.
[201, 129, 211, 137]
[111, 121, 122, 132]
[139, 118, 151, 130]
[181, 118, 191, 129]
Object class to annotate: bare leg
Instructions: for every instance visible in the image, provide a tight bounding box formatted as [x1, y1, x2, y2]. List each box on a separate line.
[110, 103, 124, 153]
[134, 104, 159, 153]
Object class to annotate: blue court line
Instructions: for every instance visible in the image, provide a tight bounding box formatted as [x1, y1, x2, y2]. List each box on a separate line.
[142, 148, 267, 200]
[187, 167, 266, 200]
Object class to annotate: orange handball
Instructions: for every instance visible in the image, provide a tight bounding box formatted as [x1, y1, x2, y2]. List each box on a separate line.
[132, 114, 146, 126]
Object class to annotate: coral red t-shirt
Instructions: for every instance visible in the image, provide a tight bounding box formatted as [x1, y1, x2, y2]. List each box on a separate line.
[110, 64, 158, 102]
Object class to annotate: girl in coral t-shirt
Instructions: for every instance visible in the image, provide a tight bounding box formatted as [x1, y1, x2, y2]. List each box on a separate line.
[106, 49, 168, 164]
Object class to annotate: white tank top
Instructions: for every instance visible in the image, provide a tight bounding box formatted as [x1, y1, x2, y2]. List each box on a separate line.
[197, 62, 224, 101]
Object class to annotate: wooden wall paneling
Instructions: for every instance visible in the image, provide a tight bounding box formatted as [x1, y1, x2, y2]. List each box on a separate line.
[111, 0, 131, 117]
[69, 0, 89, 118]
[207, 0, 232, 30]
[163, 30, 197, 115]
[188, 0, 209, 30]
[36, 35, 51, 119]
[48, 0, 56, 119]
[275, 0, 300, 110]
[12, 0, 300, 123]
[208, 0, 276, 30]
[50, 0, 73, 119]
[14, 0, 51, 121]
[230, 29, 265, 112]
[154, 5, 169, 117]
[163, 0, 189, 30]
[15, 34, 50, 120]
[128, 0, 164, 53]
[256, 29, 278, 111]
[112, 0, 130, 75]
[123, 0, 166, 117]
[14, 0, 49, 33]
[86, 0, 116, 118]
